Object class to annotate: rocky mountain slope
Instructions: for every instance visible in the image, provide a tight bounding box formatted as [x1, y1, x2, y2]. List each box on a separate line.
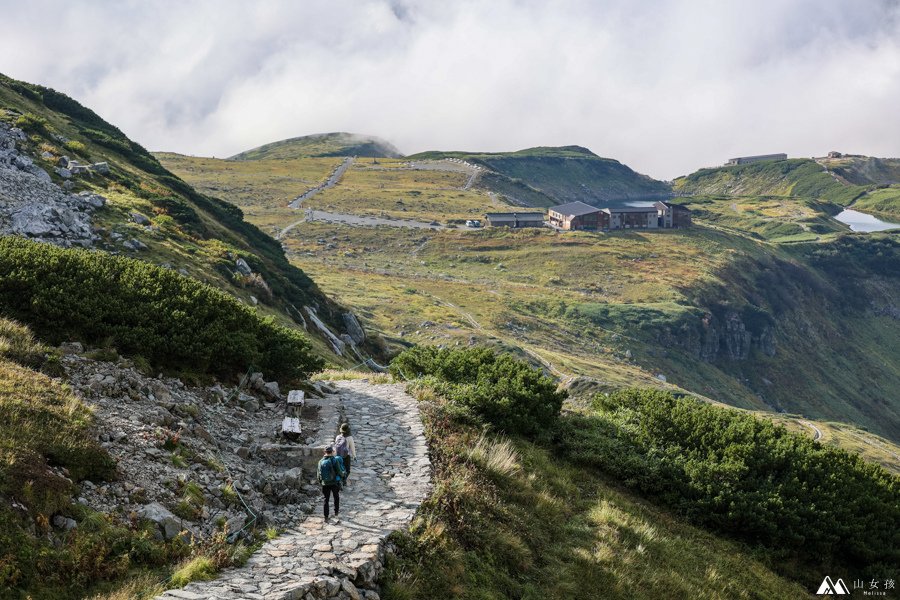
[0, 73, 375, 363]
[230, 132, 402, 161]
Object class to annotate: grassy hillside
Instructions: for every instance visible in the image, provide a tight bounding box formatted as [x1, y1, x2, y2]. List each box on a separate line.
[821, 155, 900, 186]
[229, 132, 402, 160]
[674, 156, 900, 221]
[160, 154, 514, 226]
[673, 158, 867, 204]
[411, 146, 671, 206]
[155, 152, 342, 237]
[169, 150, 900, 449]
[384, 382, 810, 600]
[0, 73, 359, 365]
[378, 351, 898, 599]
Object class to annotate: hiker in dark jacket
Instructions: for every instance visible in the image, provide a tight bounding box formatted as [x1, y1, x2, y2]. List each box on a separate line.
[317, 446, 346, 522]
[334, 422, 357, 485]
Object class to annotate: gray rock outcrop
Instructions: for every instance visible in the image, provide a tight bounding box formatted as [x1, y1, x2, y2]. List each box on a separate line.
[655, 309, 776, 361]
[343, 312, 366, 345]
[0, 122, 105, 248]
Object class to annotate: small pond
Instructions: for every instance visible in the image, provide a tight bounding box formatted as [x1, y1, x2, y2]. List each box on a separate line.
[834, 209, 900, 232]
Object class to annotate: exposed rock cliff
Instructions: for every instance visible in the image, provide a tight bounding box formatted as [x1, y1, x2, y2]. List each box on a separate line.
[655, 309, 776, 362]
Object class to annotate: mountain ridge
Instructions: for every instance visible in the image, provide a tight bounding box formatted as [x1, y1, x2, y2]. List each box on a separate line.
[229, 132, 402, 161]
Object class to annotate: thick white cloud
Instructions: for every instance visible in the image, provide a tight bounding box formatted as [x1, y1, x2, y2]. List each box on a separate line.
[1, 0, 898, 178]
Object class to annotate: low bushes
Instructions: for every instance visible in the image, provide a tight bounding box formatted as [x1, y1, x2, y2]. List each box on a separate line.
[556, 388, 900, 577]
[0, 237, 322, 380]
[389, 346, 566, 436]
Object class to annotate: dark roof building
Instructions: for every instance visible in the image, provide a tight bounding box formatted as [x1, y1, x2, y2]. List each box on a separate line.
[484, 212, 545, 228]
[548, 201, 605, 230]
[549, 201, 601, 217]
[603, 205, 660, 229]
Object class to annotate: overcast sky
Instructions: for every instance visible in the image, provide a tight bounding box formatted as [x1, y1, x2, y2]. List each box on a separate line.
[1, 0, 899, 179]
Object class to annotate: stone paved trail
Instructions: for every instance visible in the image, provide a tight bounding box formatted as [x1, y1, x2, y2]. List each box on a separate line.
[156, 380, 431, 600]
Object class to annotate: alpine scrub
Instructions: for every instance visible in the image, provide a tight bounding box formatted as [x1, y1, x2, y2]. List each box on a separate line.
[556, 388, 900, 581]
[389, 346, 566, 437]
[0, 236, 322, 380]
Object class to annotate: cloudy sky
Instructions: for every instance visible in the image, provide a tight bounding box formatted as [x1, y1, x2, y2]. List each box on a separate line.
[1, 0, 899, 179]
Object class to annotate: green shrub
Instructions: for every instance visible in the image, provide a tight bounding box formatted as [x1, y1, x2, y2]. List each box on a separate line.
[556, 388, 900, 577]
[390, 346, 565, 436]
[0, 236, 323, 381]
[63, 140, 87, 154]
[14, 112, 50, 135]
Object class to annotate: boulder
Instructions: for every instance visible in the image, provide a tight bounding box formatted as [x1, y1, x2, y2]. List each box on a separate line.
[235, 258, 253, 275]
[343, 312, 366, 344]
[123, 238, 148, 251]
[59, 341, 84, 354]
[52, 515, 77, 530]
[92, 162, 110, 174]
[77, 192, 106, 209]
[225, 512, 246, 535]
[54, 167, 72, 179]
[341, 578, 362, 600]
[281, 467, 303, 487]
[263, 381, 281, 400]
[131, 212, 151, 225]
[137, 502, 184, 539]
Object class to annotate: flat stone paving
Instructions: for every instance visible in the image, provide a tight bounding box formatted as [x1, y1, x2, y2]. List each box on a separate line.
[156, 380, 431, 600]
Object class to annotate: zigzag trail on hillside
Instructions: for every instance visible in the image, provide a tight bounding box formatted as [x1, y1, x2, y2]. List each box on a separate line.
[278, 157, 355, 239]
[278, 159, 484, 239]
[156, 380, 432, 600]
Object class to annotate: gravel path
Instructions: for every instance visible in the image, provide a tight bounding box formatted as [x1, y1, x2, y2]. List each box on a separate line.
[155, 380, 431, 600]
[304, 210, 445, 230]
[288, 158, 354, 209]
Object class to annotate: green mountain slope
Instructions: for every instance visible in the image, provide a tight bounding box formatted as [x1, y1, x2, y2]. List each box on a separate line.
[822, 155, 900, 186]
[230, 132, 402, 161]
[673, 158, 866, 205]
[411, 146, 671, 207]
[674, 156, 900, 220]
[0, 73, 364, 364]
[166, 147, 900, 444]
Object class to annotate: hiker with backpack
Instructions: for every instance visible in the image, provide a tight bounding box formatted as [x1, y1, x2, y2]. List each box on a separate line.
[334, 422, 357, 485]
[317, 445, 346, 522]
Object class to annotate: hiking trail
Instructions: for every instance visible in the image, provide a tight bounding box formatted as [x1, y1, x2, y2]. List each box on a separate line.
[278, 157, 355, 239]
[155, 379, 431, 600]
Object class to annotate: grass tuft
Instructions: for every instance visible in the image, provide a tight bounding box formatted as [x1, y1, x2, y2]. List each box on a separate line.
[169, 556, 215, 587]
[466, 433, 520, 478]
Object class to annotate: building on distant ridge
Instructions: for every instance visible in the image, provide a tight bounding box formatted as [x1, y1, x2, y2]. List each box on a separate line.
[548, 201, 605, 230]
[725, 153, 787, 166]
[484, 212, 545, 228]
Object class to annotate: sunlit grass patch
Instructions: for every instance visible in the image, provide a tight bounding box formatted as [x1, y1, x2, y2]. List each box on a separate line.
[466, 433, 521, 478]
[169, 556, 215, 587]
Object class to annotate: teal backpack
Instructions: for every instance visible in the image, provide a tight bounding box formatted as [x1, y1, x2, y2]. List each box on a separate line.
[318, 456, 340, 485]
